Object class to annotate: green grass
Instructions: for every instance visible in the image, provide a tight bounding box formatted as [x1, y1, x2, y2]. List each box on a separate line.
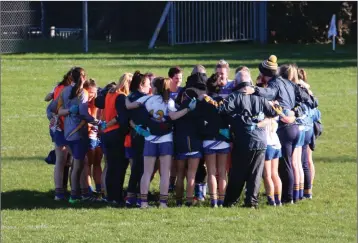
[1, 42, 357, 242]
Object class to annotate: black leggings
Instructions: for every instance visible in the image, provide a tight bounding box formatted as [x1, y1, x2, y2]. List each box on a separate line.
[302, 128, 313, 191]
[277, 124, 299, 202]
[103, 129, 129, 202]
[127, 130, 145, 195]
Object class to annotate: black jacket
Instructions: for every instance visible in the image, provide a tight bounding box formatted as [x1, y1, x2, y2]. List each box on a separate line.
[173, 93, 202, 154]
[196, 93, 230, 142]
[218, 90, 277, 150]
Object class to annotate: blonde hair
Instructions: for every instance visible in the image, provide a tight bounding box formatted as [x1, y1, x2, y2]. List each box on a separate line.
[298, 68, 307, 82]
[112, 73, 132, 95]
[279, 64, 299, 84]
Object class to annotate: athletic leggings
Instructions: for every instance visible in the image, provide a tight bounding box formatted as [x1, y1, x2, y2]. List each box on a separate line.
[302, 127, 313, 191]
[102, 128, 129, 203]
[277, 124, 299, 202]
[127, 130, 145, 195]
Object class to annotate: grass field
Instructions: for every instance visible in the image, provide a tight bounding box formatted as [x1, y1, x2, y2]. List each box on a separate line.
[1, 42, 357, 242]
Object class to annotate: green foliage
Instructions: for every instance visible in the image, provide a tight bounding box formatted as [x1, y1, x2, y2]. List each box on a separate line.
[268, 1, 357, 44]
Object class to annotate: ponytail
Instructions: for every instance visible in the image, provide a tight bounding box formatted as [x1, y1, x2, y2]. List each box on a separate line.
[69, 67, 85, 100]
[298, 68, 307, 83]
[153, 77, 171, 103]
[58, 69, 73, 87]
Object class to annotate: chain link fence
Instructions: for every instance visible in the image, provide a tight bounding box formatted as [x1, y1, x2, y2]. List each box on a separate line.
[0, 1, 41, 53]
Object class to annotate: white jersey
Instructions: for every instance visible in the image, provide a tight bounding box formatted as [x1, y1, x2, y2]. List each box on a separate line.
[136, 95, 177, 143]
[265, 117, 281, 149]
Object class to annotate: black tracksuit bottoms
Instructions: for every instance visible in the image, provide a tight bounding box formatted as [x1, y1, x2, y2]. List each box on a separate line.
[103, 128, 129, 202]
[224, 146, 265, 207]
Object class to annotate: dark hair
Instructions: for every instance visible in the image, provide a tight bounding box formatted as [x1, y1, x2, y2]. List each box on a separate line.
[279, 64, 290, 80]
[105, 82, 116, 90]
[153, 77, 171, 103]
[58, 70, 73, 86]
[130, 71, 149, 93]
[98, 82, 116, 96]
[206, 73, 220, 94]
[168, 66, 182, 78]
[69, 67, 85, 100]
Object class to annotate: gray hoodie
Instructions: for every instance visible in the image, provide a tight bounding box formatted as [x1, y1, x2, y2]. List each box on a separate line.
[48, 86, 97, 141]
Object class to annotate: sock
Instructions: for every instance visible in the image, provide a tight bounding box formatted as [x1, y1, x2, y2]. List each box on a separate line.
[186, 196, 193, 207]
[211, 199, 218, 207]
[81, 187, 91, 197]
[70, 190, 81, 200]
[274, 193, 281, 205]
[140, 194, 148, 204]
[197, 184, 204, 199]
[55, 188, 65, 198]
[95, 184, 101, 193]
[299, 183, 304, 199]
[126, 192, 136, 204]
[210, 193, 217, 207]
[88, 186, 94, 194]
[267, 194, 275, 205]
[201, 183, 207, 197]
[293, 184, 299, 202]
[218, 194, 225, 206]
[160, 194, 168, 205]
[304, 189, 312, 198]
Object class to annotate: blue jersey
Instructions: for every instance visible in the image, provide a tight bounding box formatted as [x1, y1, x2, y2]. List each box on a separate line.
[170, 87, 183, 100]
[218, 80, 234, 99]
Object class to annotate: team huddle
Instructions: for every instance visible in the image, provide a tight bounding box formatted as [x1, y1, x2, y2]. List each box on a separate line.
[45, 55, 322, 209]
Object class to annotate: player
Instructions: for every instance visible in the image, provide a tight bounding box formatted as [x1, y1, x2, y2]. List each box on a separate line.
[125, 77, 196, 208]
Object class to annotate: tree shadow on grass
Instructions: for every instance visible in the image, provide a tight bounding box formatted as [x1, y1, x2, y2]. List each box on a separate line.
[1, 189, 162, 210]
[1, 190, 108, 210]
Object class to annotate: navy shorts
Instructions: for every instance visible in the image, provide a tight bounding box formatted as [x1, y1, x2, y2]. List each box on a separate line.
[295, 129, 306, 148]
[143, 141, 173, 157]
[54, 130, 68, 147]
[175, 151, 202, 160]
[265, 145, 281, 161]
[88, 138, 101, 150]
[203, 147, 231, 155]
[68, 139, 88, 160]
[303, 127, 314, 146]
[49, 129, 55, 142]
[125, 147, 134, 159]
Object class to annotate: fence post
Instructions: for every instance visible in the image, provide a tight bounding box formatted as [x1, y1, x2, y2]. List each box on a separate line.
[82, 1, 88, 53]
[41, 1, 46, 37]
[258, 1, 267, 44]
[149, 1, 173, 49]
[168, 2, 175, 45]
